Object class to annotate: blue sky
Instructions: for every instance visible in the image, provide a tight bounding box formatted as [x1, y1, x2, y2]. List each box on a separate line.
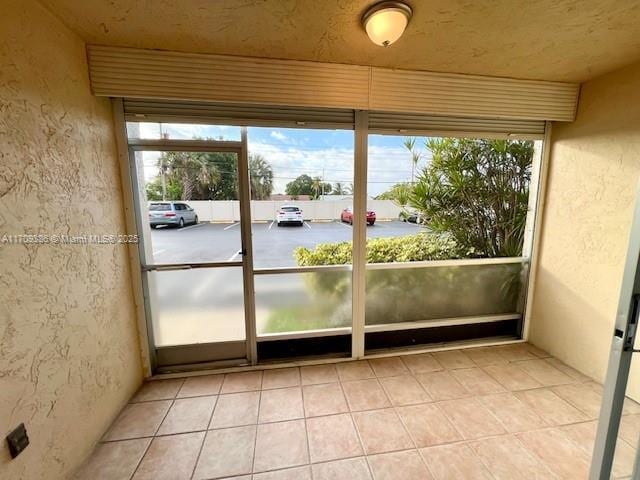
[135, 123, 431, 197]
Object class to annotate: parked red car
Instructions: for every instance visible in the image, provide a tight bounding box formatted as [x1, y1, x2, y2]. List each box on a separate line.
[341, 207, 376, 225]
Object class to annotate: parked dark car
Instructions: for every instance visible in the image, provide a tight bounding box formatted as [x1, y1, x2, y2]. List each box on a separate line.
[148, 202, 198, 228]
[341, 207, 376, 225]
[399, 210, 424, 224]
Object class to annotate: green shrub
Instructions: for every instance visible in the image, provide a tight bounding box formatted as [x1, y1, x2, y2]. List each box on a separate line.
[294, 233, 463, 266]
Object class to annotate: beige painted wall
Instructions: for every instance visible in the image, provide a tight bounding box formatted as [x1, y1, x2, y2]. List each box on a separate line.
[0, 1, 143, 478]
[530, 60, 640, 400]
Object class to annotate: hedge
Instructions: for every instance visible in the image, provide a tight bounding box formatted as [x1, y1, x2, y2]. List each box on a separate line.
[294, 233, 463, 266]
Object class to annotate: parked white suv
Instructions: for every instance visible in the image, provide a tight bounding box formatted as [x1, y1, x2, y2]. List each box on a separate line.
[277, 205, 304, 226]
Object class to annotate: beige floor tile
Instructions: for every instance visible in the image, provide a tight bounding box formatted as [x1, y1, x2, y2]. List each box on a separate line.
[401, 353, 443, 374]
[337, 360, 375, 381]
[262, 367, 300, 390]
[619, 414, 640, 447]
[465, 346, 509, 366]
[300, 364, 338, 385]
[516, 359, 573, 386]
[157, 396, 216, 435]
[396, 403, 461, 447]
[483, 363, 543, 391]
[367, 449, 433, 480]
[192, 426, 256, 479]
[379, 375, 432, 406]
[552, 382, 602, 418]
[132, 431, 204, 480]
[302, 382, 348, 417]
[623, 394, 640, 415]
[414, 371, 469, 400]
[544, 358, 592, 383]
[253, 419, 309, 473]
[450, 367, 505, 395]
[221, 371, 263, 393]
[210, 391, 259, 429]
[342, 379, 390, 411]
[131, 379, 184, 403]
[253, 465, 312, 479]
[368, 357, 409, 377]
[432, 350, 476, 369]
[311, 457, 372, 480]
[104, 400, 172, 441]
[524, 344, 551, 358]
[517, 428, 591, 479]
[469, 435, 553, 480]
[420, 443, 493, 480]
[560, 421, 636, 479]
[494, 344, 539, 362]
[477, 392, 547, 433]
[259, 386, 304, 423]
[438, 397, 505, 440]
[177, 375, 223, 398]
[306, 413, 363, 463]
[514, 388, 588, 426]
[352, 408, 413, 454]
[74, 438, 150, 480]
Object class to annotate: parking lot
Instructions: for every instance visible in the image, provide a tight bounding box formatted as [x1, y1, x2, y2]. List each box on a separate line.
[150, 220, 424, 268]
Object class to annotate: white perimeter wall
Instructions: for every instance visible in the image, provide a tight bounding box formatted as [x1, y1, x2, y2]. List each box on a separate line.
[184, 199, 402, 222]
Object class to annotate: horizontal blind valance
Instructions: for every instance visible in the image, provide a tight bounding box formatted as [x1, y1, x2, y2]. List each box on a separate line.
[368, 111, 545, 138]
[89, 45, 579, 122]
[123, 99, 355, 129]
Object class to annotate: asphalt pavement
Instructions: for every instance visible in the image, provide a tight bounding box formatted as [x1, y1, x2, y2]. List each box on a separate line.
[149, 220, 424, 268]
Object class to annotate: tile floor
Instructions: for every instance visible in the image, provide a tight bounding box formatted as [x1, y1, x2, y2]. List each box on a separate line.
[75, 343, 640, 479]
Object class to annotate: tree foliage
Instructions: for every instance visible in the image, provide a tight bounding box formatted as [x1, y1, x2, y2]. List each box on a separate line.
[410, 138, 533, 257]
[146, 151, 274, 201]
[285, 174, 332, 199]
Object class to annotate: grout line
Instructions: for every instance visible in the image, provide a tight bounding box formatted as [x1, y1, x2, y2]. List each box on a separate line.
[128, 398, 176, 479]
[250, 385, 263, 474]
[189, 396, 219, 479]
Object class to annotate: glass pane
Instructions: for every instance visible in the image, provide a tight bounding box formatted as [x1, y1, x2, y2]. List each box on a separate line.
[366, 134, 541, 263]
[365, 262, 526, 326]
[254, 271, 352, 335]
[127, 121, 241, 141]
[149, 267, 245, 346]
[247, 126, 354, 268]
[133, 151, 243, 264]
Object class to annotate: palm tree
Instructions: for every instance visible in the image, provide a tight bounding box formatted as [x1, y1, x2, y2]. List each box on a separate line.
[403, 137, 422, 184]
[249, 154, 274, 200]
[311, 176, 323, 199]
[160, 151, 221, 200]
[332, 182, 347, 195]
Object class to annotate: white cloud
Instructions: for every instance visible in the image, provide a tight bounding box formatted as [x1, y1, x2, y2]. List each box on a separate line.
[270, 131, 288, 141]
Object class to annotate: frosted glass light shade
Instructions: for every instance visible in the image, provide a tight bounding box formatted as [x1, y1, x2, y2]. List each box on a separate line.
[363, 3, 412, 47]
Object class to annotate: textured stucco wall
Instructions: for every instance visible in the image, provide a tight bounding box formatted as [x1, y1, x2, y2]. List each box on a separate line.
[530, 60, 640, 400]
[0, 1, 143, 478]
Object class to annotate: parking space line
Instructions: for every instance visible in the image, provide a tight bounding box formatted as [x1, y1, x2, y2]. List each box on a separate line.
[153, 249, 165, 256]
[223, 222, 240, 230]
[268, 220, 275, 230]
[178, 223, 206, 232]
[304, 221, 311, 229]
[227, 250, 240, 261]
[337, 221, 352, 228]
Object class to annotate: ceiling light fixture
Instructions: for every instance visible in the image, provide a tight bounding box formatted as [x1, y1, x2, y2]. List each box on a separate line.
[362, 1, 412, 47]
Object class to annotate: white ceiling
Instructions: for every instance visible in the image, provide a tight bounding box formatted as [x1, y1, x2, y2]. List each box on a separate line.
[41, 0, 640, 82]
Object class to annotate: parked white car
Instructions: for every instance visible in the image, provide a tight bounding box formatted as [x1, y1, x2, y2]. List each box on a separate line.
[277, 205, 304, 226]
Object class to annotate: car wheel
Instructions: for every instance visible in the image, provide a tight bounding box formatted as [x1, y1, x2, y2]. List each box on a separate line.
[178, 218, 184, 228]
[277, 221, 282, 227]
[194, 215, 198, 225]
[299, 221, 304, 227]
[349, 219, 353, 225]
[150, 225, 157, 229]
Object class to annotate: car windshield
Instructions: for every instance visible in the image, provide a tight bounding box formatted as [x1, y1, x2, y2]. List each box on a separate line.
[281, 207, 300, 212]
[149, 203, 171, 211]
